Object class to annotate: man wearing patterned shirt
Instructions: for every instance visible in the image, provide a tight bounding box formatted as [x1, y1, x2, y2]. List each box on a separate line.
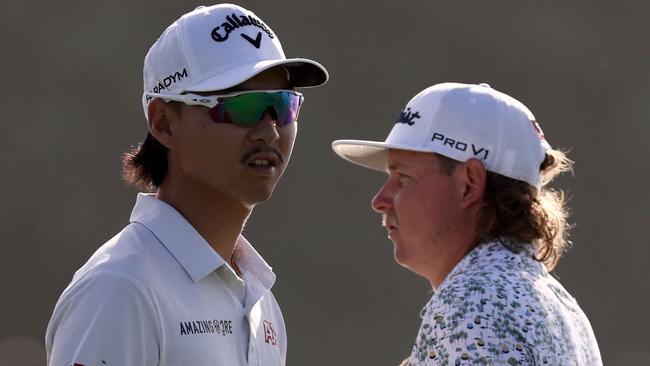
[332, 83, 602, 365]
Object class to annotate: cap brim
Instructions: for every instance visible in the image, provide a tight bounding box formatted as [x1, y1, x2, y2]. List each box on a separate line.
[332, 139, 440, 172]
[185, 58, 328, 92]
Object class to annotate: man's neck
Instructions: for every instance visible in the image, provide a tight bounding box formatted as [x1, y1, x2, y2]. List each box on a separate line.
[155, 180, 253, 263]
[426, 213, 481, 290]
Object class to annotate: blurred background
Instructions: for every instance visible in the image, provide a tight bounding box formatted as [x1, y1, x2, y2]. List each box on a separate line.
[1, 0, 648, 364]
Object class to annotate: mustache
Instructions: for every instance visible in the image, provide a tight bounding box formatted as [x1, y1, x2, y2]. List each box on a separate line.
[240, 146, 284, 164]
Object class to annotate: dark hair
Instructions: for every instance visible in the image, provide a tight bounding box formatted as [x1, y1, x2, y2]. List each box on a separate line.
[122, 101, 185, 191]
[121, 132, 168, 191]
[437, 150, 574, 270]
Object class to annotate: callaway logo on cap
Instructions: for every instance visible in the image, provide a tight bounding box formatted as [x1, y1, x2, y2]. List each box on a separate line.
[141, 3, 328, 118]
[332, 83, 551, 188]
[210, 11, 275, 47]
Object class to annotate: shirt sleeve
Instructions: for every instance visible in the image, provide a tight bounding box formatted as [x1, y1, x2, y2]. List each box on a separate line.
[46, 272, 160, 366]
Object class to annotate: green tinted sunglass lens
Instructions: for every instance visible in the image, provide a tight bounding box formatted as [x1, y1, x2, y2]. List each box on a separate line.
[208, 91, 301, 127]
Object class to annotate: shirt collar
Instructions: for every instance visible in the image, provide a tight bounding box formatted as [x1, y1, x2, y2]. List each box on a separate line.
[233, 235, 276, 290]
[422, 240, 535, 318]
[129, 193, 277, 287]
[129, 193, 225, 282]
[436, 238, 541, 291]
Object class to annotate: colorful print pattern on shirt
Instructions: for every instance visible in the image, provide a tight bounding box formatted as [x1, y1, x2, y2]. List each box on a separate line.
[408, 240, 602, 366]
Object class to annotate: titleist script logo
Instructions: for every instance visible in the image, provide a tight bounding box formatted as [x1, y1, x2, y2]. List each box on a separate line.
[263, 320, 278, 346]
[179, 319, 233, 336]
[211, 13, 274, 49]
[395, 107, 421, 126]
[145, 68, 188, 103]
[431, 132, 490, 159]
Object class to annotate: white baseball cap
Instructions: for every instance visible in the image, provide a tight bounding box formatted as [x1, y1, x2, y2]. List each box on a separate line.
[332, 82, 551, 188]
[142, 3, 328, 117]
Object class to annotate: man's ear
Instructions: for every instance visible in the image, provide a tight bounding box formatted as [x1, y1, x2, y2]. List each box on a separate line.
[459, 158, 487, 208]
[147, 99, 177, 149]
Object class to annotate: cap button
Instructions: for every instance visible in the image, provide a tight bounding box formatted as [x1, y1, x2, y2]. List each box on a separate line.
[478, 83, 491, 88]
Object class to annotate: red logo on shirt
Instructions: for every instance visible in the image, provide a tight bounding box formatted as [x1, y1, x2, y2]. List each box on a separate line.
[263, 320, 277, 346]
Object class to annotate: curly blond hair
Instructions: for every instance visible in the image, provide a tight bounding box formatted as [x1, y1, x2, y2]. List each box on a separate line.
[475, 149, 574, 270]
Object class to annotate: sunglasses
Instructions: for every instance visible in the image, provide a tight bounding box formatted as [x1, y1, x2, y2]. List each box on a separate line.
[146, 90, 304, 127]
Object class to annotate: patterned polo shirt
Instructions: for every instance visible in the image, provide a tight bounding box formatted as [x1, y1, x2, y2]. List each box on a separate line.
[407, 240, 602, 366]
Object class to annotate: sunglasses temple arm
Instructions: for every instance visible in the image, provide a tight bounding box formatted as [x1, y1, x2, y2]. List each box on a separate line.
[146, 93, 184, 104]
[147, 93, 215, 107]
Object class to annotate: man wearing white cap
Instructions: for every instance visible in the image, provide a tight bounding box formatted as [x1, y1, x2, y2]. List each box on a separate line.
[46, 4, 327, 365]
[332, 83, 602, 365]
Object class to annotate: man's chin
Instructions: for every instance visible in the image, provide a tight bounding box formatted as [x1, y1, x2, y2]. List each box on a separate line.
[243, 186, 276, 205]
[393, 243, 409, 267]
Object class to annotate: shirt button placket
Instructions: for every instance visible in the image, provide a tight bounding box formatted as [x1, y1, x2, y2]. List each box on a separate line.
[247, 308, 259, 366]
[248, 338, 258, 366]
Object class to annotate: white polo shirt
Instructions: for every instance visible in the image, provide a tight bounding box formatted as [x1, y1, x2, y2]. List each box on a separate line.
[46, 193, 287, 366]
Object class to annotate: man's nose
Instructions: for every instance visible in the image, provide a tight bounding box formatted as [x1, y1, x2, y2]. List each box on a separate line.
[371, 181, 392, 213]
[249, 106, 280, 144]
